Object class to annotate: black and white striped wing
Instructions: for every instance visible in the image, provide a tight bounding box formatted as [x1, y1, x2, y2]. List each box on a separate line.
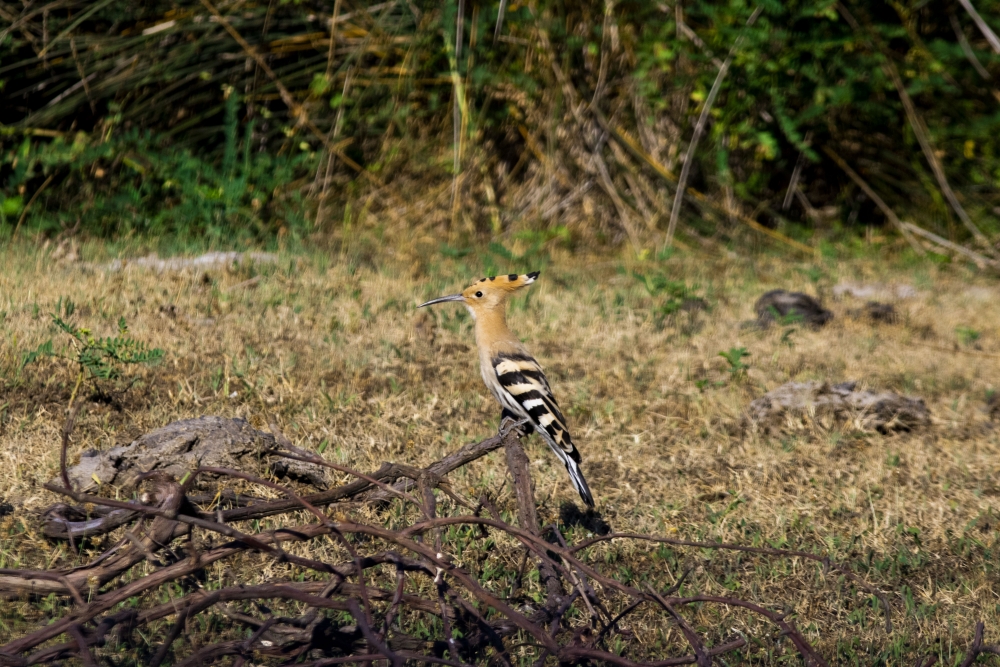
[492, 353, 594, 506]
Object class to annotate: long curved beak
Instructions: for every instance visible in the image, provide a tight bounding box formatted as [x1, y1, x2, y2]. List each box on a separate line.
[418, 294, 465, 308]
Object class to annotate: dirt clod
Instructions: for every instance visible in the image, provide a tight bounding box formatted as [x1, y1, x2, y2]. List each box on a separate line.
[58, 416, 327, 492]
[988, 393, 1000, 421]
[850, 301, 898, 324]
[753, 290, 833, 328]
[746, 380, 930, 433]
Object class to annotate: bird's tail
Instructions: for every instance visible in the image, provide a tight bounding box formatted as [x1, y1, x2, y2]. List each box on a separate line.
[564, 456, 595, 508]
[538, 431, 595, 508]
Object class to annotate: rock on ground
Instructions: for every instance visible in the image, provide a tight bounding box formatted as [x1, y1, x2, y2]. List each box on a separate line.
[746, 381, 930, 433]
[104, 251, 278, 272]
[753, 290, 833, 328]
[833, 282, 919, 300]
[60, 416, 327, 492]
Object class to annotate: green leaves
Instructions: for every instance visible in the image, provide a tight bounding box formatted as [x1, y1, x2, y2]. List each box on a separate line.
[631, 270, 687, 298]
[2, 123, 311, 241]
[719, 347, 751, 380]
[309, 73, 332, 98]
[956, 325, 981, 346]
[0, 195, 23, 218]
[21, 339, 54, 369]
[631, 271, 703, 330]
[21, 313, 164, 383]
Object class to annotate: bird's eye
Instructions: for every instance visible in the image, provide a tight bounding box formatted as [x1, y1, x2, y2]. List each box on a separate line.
[475, 291, 483, 298]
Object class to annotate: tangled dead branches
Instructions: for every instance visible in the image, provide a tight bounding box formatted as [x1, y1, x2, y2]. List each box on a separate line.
[0, 417, 996, 666]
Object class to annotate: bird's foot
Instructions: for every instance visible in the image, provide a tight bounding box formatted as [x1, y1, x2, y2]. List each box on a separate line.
[499, 416, 531, 438]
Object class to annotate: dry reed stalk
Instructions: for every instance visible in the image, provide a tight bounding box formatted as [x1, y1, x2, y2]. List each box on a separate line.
[592, 141, 645, 253]
[589, 109, 813, 255]
[675, 4, 722, 67]
[37, 0, 115, 58]
[836, 2, 994, 255]
[782, 134, 812, 211]
[68, 38, 96, 113]
[526, 27, 647, 250]
[950, 13, 991, 79]
[903, 222, 1000, 269]
[956, 0, 1000, 54]
[324, 0, 342, 80]
[665, 5, 762, 248]
[494, 0, 509, 42]
[883, 60, 993, 253]
[198, 0, 380, 185]
[823, 146, 925, 255]
[447, 0, 468, 230]
[588, 0, 614, 109]
[12, 172, 55, 241]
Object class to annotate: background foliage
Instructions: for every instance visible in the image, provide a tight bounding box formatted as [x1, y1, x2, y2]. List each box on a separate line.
[1, 0, 999, 251]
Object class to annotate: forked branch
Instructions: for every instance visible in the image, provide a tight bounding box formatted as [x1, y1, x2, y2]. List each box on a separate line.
[0, 417, 987, 666]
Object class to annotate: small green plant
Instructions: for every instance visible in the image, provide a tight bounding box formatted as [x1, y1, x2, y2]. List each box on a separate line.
[632, 270, 686, 298]
[632, 271, 701, 330]
[694, 378, 720, 392]
[23, 314, 164, 404]
[656, 247, 676, 262]
[780, 328, 796, 348]
[719, 347, 751, 380]
[768, 305, 804, 326]
[485, 241, 549, 274]
[55, 296, 75, 318]
[798, 266, 825, 285]
[956, 326, 980, 346]
[439, 244, 472, 259]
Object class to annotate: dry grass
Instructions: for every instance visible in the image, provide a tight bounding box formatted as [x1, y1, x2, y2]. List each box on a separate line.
[1, 238, 999, 663]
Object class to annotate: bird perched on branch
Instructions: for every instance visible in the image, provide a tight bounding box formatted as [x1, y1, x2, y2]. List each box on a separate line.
[419, 272, 594, 507]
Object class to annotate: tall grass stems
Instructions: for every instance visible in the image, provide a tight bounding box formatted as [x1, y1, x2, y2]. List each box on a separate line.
[0, 0, 998, 256]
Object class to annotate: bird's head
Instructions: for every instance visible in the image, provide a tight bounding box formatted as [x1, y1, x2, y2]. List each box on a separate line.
[418, 271, 539, 318]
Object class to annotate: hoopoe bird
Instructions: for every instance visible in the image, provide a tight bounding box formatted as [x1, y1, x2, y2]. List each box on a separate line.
[419, 271, 595, 507]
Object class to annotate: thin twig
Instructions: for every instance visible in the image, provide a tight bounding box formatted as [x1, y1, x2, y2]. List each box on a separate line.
[147, 606, 189, 667]
[59, 385, 83, 491]
[645, 586, 709, 667]
[0, 404, 943, 667]
[67, 625, 96, 667]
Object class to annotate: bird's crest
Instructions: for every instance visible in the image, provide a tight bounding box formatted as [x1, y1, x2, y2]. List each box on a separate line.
[467, 271, 539, 295]
[418, 271, 539, 309]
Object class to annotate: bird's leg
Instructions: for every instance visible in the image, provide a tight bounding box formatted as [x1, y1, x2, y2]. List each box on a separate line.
[500, 409, 533, 437]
